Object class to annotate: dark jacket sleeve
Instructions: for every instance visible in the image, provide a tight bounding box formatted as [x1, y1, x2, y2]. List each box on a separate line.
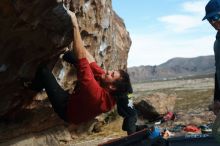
[116, 96, 137, 118]
[214, 32, 220, 101]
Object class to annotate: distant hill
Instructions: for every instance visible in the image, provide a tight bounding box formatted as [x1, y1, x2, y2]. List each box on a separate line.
[128, 55, 215, 83]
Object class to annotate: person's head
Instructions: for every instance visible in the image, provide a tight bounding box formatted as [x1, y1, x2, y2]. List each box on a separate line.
[203, 0, 220, 30]
[100, 69, 133, 96]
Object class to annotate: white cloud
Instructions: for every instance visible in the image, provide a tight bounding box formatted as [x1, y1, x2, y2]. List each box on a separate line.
[182, 1, 208, 15]
[158, 0, 209, 33]
[128, 33, 215, 67]
[159, 15, 202, 33]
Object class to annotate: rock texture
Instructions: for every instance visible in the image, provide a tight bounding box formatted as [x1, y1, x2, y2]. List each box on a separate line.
[134, 92, 177, 121]
[128, 55, 215, 83]
[0, 0, 131, 145]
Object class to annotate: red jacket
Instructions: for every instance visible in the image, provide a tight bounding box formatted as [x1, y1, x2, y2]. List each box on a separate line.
[67, 58, 116, 124]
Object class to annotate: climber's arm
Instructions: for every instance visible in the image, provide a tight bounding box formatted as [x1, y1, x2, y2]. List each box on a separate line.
[67, 10, 86, 60]
[85, 49, 95, 63]
[67, 10, 95, 63]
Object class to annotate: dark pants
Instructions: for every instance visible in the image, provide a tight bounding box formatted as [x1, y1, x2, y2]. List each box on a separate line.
[214, 36, 220, 101]
[32, 51, 77, 122]
[122, 115, 137, 135]
[33, 65, 69, 122]
[214, 73, 220, 101]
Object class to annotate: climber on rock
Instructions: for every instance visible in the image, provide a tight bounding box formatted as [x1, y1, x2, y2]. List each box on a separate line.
[26, 10, 132, 124]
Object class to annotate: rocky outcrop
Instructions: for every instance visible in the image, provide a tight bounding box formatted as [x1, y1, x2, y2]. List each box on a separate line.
[128, 55, 215, 83]
[134, 92, 177, 121]
[0, 0, 131, 145]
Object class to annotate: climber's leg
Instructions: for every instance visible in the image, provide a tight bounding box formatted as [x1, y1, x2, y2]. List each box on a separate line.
[34, 64, 69, 122]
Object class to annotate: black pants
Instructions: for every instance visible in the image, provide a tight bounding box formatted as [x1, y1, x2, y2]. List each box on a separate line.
[33, 65, 69, 122]
[122, 115, 137, 135]
[33, 51, 78, 122]
[214, 73, 220, 101]
[32, 51, 77, 122]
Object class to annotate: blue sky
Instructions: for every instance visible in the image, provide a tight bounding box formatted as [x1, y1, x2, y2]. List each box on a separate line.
[112, 0, 216, 67]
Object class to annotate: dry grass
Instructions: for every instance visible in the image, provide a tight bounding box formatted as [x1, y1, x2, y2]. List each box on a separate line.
[132, 78, 214, 113]
[174, 89, 213, 112]
[71, 117, 127, 145]
[149, 88, 213, 113]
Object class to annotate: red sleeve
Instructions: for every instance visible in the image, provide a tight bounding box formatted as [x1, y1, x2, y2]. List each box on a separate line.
[75, 58, 103, 99]
[100, 93, 116, 112]
[75, 58, 115, 112]
[89, 62, 105, 76]
[75, 58, 98, 85]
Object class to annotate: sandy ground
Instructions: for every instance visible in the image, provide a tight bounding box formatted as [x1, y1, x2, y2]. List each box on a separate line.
[132, 78, 214, 92]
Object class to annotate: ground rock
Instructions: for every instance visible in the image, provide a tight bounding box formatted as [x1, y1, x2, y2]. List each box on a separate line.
[134, 92, 177, 120]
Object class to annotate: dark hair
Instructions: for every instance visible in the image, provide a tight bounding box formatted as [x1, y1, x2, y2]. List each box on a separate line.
[111, 69, 133, 96]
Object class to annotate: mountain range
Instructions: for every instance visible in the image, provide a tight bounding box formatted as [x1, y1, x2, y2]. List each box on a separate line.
[128, 55, 215, 83]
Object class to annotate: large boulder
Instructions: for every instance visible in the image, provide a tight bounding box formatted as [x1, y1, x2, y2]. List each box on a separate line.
[134, 92, 177, 121]
[0, 0, 131, 145]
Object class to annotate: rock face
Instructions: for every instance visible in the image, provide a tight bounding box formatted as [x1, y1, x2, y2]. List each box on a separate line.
[134, 92, 177, 121]
[0, 0, 131, 145]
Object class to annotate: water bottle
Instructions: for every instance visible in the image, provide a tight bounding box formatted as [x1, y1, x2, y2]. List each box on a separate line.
[212, 112, 220, 143]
